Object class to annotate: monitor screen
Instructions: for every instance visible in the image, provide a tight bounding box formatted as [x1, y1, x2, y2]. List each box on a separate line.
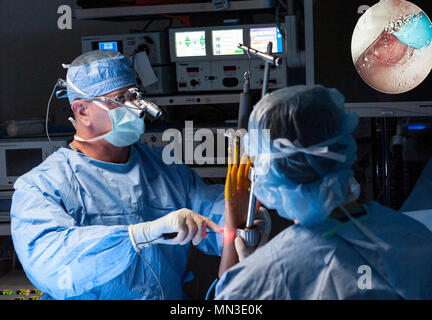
[98, 41, 119, 51]
[175, 31, 207, 58]
[6, 149, 43, 177]
[250, 27, 284, 53]
[212, 29, 244, 56]
[310, 0, 432, 103]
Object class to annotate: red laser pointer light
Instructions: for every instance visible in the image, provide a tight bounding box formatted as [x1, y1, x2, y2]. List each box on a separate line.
[223, 228, 238, 244]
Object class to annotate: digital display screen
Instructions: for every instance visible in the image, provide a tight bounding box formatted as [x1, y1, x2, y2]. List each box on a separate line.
[212, 29, 244, 56]
[312, 0, 432, 103]
[175, 31, 207, 57]
[92, 41, 123, 53]
[98, 41, 119, 51]
[6, 149, 42, 177]
[250, 27, 284, 53]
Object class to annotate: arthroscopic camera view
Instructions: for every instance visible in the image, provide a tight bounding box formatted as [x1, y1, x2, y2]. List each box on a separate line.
[352, 0, 432, 94]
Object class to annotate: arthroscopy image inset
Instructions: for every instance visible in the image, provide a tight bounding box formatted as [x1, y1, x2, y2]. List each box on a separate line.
[351, 0, 432, 94]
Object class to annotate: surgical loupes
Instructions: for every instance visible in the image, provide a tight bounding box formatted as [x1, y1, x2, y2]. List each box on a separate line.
[125, 87, 164, 119]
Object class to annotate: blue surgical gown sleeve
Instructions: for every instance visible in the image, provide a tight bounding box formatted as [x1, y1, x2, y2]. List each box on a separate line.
[10, 162, 138, 300]
[175, 164, 225, 256]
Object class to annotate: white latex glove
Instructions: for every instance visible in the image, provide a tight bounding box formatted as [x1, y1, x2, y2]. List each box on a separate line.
[235, 207, 272, 262]
[128, 208, 223, 252]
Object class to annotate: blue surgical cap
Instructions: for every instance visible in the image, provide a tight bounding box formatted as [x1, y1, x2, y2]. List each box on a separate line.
[246, 85, 361, 227]
[66, 50, 136, 104]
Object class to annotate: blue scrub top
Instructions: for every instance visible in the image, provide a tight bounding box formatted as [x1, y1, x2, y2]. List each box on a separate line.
[401, 158, 432, 212]
[400, 158, 432, 231]
[10, 143, 225, 300]
[215, 202, 432, 300]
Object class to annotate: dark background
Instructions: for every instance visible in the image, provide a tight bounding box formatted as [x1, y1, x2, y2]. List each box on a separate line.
[1, 0, 432, 301]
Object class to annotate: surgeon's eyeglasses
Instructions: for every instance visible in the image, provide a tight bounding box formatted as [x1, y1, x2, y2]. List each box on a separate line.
[90, 91, 137, 110]
[111, 90, 136, 105]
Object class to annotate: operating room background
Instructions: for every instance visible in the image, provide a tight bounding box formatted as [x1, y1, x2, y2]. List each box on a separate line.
[183, 117, 432, 299]
[0, 0, 299, 298]
[1, 0, 432, 300]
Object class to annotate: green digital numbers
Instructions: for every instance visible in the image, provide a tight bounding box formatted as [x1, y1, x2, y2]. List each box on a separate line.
[1, 290, 13, 296]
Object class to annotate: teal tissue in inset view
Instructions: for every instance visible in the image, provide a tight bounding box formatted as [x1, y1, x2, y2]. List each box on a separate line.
[393, 12, 432, 49]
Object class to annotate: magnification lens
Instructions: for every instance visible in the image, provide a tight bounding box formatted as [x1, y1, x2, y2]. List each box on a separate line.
[126, 89, 138, 101]
[351, 0, 432, 94]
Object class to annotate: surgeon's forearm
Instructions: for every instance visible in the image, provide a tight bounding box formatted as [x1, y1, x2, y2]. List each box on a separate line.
[218, 228, 239, 278]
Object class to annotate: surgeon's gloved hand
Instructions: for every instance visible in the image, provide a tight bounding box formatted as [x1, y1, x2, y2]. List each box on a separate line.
[235, 208, 271, 262]
[128, 209, 223, 252]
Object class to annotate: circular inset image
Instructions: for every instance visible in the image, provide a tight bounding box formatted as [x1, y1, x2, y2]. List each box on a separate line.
[351, 0, 432, 94]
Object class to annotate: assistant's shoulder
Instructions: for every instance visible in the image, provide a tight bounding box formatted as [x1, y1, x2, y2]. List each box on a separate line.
[215, 229, 293, 299]
[14, 148, 74, 191]
[215, 226, 330, 299]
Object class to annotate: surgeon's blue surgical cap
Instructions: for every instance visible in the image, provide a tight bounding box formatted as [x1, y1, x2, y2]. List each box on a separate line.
[66, 50, 136, 104]
[246, 85, 361, 227]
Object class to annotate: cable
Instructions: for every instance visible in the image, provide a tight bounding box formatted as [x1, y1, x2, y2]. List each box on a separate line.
[135, 231, 219, 247]
[132, 17, 173, 33]
[278, 0, 287, 11]
[162, 18, 174, 32]
[136, 235, 164, 247]
[246, 47, 252, 80]
[143, 19, 156, 32]
[134, 231, 220, 300]
[136, 250, 166, 300]
[46, 80, 62, 143]
[340, 206, 390, 251]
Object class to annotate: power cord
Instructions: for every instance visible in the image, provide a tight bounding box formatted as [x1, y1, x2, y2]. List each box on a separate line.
[134, 231, 220, 300]
[136, 231, 219, 247]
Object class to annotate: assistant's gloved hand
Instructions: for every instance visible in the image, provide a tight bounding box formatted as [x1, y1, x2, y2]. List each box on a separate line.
[128, 209, 223, 252]
[235, 207, 271, 262]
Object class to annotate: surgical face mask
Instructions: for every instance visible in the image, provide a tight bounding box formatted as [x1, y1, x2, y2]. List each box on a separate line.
[74, 100, 145, 147]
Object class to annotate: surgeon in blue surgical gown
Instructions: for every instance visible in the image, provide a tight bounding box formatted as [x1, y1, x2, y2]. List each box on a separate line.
[10, 50, 226, 300]
[215, 85, 432, 300]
